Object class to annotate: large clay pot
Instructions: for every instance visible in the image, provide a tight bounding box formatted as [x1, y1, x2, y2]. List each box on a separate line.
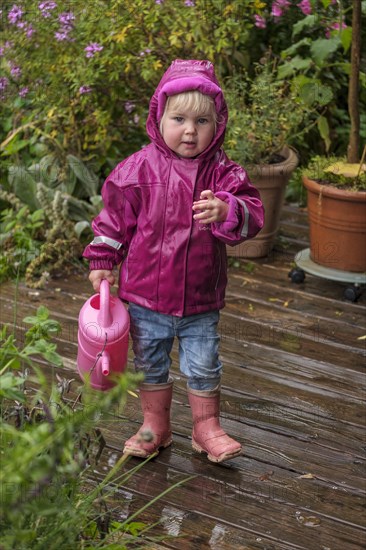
[227, 146, 298, 258]
[303, 175, 366, 272]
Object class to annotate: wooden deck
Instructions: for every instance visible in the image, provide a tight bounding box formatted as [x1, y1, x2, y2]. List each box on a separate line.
[1, 204, 365, 549]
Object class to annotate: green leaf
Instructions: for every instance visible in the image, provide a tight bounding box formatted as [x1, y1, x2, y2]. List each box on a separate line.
[74, 220, 91, 238]
[38, 155, 60, 187]
[1, 138, 29, 156]
[36, 306, 50, 321]
[281, 38, 312, 57]
[299, 82, 333, 106]
[8, 166, 40, 211]
[310, 37, 340, 64]
[317, 116, 331, 152]
[67, 155, 99, 197]
[340, 27, 352, 53]
[277, 57, 312, 79]
[292, 15, 316, 37]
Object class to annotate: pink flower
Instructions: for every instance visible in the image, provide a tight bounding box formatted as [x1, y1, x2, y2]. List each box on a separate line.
[298, 0, 312, 15]
[271, 0, 290, 17]
[254, 14, 266, 28]
[325, 21, 347, 38]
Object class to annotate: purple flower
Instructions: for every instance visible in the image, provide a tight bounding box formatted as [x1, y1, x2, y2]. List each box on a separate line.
[25, 24, 35, 38]
[254, 14, 266, 28]
[298, 0, 312, 15]
[10, 65, 21, 79]
[55, 30, 71, 41]
[79, 85, 92, 94]
[184, 0, 195, 6]
[19, 86, 29, 98]
[8, 5, 23, 25]
[85, 42, 103, 58]
[139, 48, 152, 57]
[59, 12, 75, 26]
[124, 101, 135, 113]
[155, 0, 164, 3]
[39, 2, 57, 17]
[0, 77, 9, 91]
[133, 114, 140, 124]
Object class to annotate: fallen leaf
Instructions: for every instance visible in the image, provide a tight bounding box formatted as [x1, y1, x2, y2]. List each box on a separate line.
[259, 470, 274, 481]
[298, 473, 316, 479]
[324, 162, 366, 178]
[128, 390, 139, 398]
[357, 335, 366, 340]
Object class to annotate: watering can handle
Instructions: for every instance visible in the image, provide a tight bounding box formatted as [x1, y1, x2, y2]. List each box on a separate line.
[97, 279, 113, 328]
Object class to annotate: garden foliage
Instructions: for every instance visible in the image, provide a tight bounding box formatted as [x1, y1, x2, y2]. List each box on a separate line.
[0, 303, 190, 548]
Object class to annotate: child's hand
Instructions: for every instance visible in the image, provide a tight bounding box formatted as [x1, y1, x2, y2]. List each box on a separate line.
[192, 190, 229, 224]
[89, 269, 115, 292]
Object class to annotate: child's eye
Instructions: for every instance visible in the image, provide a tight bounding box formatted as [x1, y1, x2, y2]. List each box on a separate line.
[198, 118, 209, 124]
[173, 116, 184, 122]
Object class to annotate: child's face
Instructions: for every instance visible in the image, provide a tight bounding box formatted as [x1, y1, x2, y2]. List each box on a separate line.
[161, 103, 215, 158]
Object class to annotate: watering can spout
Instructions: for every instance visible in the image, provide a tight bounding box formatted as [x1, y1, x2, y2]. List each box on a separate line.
[101, 353, 110, 376]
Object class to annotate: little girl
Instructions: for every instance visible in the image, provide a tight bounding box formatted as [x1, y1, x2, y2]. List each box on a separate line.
[83, 59, 264, 463]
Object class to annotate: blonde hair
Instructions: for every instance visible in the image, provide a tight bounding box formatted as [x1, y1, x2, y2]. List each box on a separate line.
[160, 91, 218, 134]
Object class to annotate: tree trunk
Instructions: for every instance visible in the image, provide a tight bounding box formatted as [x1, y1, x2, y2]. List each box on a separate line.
[347, 0, 361, 163]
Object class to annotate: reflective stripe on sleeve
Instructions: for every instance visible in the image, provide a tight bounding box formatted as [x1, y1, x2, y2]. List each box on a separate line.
[90, 236, 123, 250]
[236, 199, 249, 238]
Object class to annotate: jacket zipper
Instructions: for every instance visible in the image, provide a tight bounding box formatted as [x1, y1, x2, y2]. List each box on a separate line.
[215, 250, 222, 290]
[125, 255, 129, 282]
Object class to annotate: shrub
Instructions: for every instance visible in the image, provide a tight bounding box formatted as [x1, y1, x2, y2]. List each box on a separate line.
[0, 0, 260, 165]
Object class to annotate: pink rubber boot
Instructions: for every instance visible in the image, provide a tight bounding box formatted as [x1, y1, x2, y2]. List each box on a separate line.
[123, 379, 173, 458]
[188, 385, 242, 463]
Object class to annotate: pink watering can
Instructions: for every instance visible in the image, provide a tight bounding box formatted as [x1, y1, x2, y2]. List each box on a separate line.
[77, 280, 130, 391]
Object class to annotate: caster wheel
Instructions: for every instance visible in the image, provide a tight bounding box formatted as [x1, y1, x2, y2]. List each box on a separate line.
[343, 286, 361, 302]
[289, 267, 305, 284]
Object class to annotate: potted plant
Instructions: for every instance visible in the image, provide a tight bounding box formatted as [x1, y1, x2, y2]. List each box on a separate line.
[301, 153, 366, 274]
[223, 54, 317, 258]
[299, 1, 366, 278]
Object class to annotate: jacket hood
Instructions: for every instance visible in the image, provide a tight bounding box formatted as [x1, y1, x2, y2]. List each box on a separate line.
[146, 59, 228, 160]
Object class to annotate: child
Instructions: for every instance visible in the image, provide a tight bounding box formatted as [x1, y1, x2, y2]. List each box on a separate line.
[83, 59, 264, 463]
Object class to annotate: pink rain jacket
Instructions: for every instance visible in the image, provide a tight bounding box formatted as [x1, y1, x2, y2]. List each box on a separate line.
[83, 59, 264, 316]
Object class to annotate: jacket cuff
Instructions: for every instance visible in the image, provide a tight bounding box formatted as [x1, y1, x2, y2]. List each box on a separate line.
[89, 260, 115, 270]
[213, 191, 242, 232]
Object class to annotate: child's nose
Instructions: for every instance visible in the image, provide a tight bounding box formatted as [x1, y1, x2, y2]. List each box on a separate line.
[185, 121, 197, 134]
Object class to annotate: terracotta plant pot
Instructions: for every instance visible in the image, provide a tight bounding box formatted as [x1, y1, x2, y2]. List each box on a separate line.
[303, 175, 366, 272]
[227, 146, 299, 258]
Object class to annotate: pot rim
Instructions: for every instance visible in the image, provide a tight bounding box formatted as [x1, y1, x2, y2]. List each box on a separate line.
[247, 146, 299, 177]
[302, 174, 366, 202]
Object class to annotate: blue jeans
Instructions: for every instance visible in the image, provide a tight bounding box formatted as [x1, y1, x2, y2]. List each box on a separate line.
[129, 303, 222, 390]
